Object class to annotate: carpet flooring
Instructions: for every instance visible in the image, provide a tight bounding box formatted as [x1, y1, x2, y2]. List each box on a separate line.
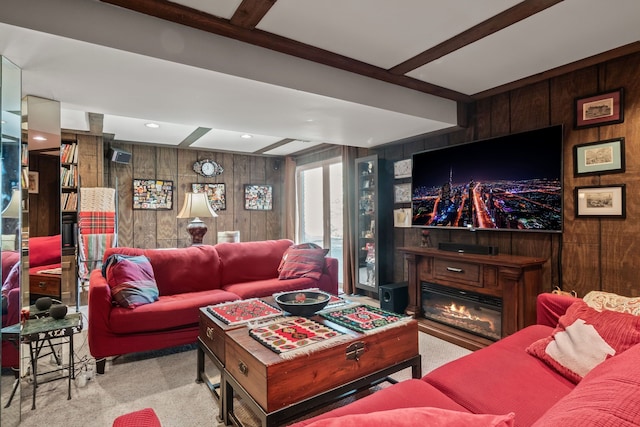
[1, 302, 471, 427]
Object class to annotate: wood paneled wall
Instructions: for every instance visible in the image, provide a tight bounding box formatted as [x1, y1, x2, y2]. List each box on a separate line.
[75, 138, 284, 249]
[377, 51, 640, 299]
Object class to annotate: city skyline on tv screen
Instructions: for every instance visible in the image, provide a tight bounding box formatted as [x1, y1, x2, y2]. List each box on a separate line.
[411, 125, 563, 232]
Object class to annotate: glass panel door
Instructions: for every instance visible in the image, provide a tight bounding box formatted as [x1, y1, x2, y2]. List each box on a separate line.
[297, 158, 343, 286]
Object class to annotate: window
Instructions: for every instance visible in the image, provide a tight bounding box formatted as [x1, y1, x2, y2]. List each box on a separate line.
[296, 158, 343, 287]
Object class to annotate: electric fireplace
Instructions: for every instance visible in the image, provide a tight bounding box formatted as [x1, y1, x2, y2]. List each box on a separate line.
[421, 282, 502, 341]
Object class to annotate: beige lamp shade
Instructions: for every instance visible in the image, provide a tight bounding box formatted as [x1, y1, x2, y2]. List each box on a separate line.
[176, 192, 217, 219]
[2, 189, 22, 218]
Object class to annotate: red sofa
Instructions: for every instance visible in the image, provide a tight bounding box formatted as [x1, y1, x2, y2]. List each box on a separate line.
[290, 293, 640, 427]
[88, 239, 338, 374]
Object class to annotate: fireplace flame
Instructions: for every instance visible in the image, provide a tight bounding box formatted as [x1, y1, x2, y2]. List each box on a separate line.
[447, 303, 495, 332]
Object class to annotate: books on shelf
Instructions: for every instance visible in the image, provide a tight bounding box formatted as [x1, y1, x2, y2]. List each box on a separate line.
[61, 191, 77, 211]
[60, 164, 78, 187]
[60, 142, 78, 164]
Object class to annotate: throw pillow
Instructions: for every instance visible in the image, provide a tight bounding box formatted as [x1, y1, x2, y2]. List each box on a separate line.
[106, 255, 159, 308]
[583, 290, 640, 315]
[278, 247, 327, 280]
[526, 300, 640, 383]
[302, 407, 515, 427]
[278, 243, 328, 273]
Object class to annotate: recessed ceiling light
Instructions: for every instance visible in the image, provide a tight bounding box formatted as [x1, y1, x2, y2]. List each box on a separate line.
[33, 135, 47, 141]
[241, 134, 252, 139]
[145, 123, 160, 128]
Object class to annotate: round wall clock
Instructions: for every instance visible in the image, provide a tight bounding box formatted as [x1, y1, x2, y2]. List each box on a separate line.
[193, 159, 224, 177]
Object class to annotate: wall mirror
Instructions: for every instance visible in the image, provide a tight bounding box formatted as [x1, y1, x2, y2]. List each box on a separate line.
[1, 54, 23, 427]
[23, 95, 62, 308]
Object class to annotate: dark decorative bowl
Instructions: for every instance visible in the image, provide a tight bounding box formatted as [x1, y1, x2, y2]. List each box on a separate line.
[49, 304, 68, 320]
[35, 297, 53, 311]
[275, 290, 331, 317]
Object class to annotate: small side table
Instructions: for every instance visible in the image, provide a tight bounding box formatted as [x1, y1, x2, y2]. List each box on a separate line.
[21, 312, 83, 410]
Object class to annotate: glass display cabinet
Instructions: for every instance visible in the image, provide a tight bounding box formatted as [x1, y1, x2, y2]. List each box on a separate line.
[354, 154, 391, 294]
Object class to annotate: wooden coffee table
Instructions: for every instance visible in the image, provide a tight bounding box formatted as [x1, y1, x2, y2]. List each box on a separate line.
[196, 307, 247, 421]
[221, 312, 421, 427]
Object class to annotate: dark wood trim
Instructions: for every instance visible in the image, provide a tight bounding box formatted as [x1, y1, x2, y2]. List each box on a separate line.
[472, 41, 640, 100]
[99, 0, 471, 102]
[389, 0, 563, 75]
[230, 0, 277, 29]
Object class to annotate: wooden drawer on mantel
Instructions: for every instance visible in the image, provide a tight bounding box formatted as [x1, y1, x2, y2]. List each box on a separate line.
[433, 259, 481, 287]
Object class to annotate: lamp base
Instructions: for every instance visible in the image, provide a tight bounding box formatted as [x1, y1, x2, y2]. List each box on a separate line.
[187, 218, 208, 245]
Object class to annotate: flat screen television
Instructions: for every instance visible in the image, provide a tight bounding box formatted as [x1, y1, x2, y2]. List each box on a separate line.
[411, 125, 563, 232]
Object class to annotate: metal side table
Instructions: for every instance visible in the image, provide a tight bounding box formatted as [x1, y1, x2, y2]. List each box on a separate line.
[21, 312, 83, 410]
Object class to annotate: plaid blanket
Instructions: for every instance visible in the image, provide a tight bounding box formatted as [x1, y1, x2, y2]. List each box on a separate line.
[78, 233, 116, 280]
[78, 211, 116, 234]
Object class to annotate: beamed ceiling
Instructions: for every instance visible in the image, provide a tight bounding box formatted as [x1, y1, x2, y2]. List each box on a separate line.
[1, 0, 639, 155]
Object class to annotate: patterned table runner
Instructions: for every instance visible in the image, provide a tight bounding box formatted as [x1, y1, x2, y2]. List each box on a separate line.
[249, 316, 349, 359]
[207, 298, 282, 325]
[320, 304, 412, 334]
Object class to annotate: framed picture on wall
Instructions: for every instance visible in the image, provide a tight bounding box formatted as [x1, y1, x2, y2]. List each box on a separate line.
[394, 183, 411, 203]
[574, 88, 624, 129]
[133, 179, 174, 210]
[393, 159, 412, 179]
[244, 185, 273, 211]
[575, 184, 625, 218]
[28, 171, 39, 194]
[192, 183, 226, 211]
[573, 138, 625, 176]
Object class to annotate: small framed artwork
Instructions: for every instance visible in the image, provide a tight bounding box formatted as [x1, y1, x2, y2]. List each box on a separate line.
[28, 171, 39, 194]
[394, 183, 411, 203]
[133, 179, 174, 210]
[574, 88, 624, 129]
[394, 208, 412, 228]
[393, 159, 412, 179]
[575, 184, 625, 218]
[244, 184, 273, 211]
[574, 138, 625, 176]
[192, 183, 226, 211]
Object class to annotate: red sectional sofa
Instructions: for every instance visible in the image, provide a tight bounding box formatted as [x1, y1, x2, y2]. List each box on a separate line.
[290, 293, 640, 427]
[88, 239, 338, 374]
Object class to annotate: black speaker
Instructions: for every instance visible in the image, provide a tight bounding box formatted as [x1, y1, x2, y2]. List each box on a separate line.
[108, 148, 132, 164]
[438, 242, 499, 255]
[379, 282, 408, 314]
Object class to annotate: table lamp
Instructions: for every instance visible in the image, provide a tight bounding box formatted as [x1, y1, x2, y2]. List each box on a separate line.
[176, 192, 217, 245]
[2, 188, 21, 218]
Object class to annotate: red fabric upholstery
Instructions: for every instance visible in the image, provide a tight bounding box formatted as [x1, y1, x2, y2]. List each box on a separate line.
[301, 407, 515, 427]
[423, 325, 575, 427]
[289, 379, 470, 426]
[294, 293, 638, 427]
[216, 239, 293, 285]
[109, 290, 239, 334]
[103, 245, 222, 295]
[536, 292, 581, 327]
[28, 234, 61, 267]
[527, 300, 640, 383]
[1, 250, 19, 283]
[533, 343, 640, 426]
[112, 408, 161, 427]
[89, 240, 338, 365]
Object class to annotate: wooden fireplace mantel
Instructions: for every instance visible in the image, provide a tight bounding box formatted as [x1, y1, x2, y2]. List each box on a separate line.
[398, 247, 547, 351]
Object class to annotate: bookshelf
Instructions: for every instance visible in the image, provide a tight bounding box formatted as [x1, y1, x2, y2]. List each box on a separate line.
[61, 140, 78, 252]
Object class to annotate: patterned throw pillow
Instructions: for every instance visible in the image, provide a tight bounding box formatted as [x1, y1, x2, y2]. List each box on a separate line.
[278, 243, 328, 273]
[583, 291, 640, 315]
[278, 247, 327, 280]
[106, 255, 159, 308]
[526, 300, 640, 383]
